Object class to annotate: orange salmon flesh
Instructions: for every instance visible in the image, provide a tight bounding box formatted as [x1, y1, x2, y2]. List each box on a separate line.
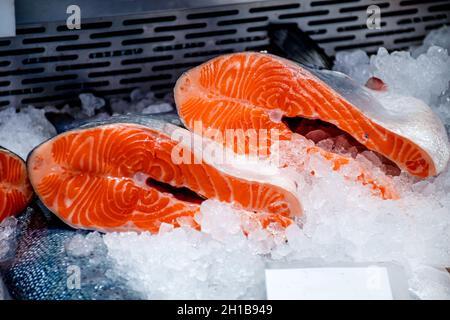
[0, 149, 33, 222]
[175, 52, 436, 180]
[27, 123, 301, 233]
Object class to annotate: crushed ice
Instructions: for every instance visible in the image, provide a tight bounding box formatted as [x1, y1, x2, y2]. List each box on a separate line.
[1, 26, 450, 299]
[101, 204, 266, 299]
[111, 89, 173, 115]
[0, 90, 174, 159]
[333, 26, 450, 134]
[0, 107, 56, 159]
[65, 232, 105, 258]
[79, 93, 105, 117]
[0, 217, 18, 261]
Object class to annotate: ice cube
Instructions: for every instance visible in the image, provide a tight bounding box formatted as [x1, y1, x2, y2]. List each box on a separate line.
[0, 217, 18, 260]
[130, 88, 145, 102]
[316, 138, 334, 151]
[433, 87, 450, 135]
[332, 135, 352, 154]
[333, 49, 371, 85]
[110, 98, 130, 115]
[65, 232, 103, 257]
[413, 25, 450, 57]
[142, 103, 173, 115]
[199, 200, 242, 241]
[360, 150, 383, 168]
[79, 93, 105, 117]
[370, 46, 450, 106]
[158, 223, 174, 235]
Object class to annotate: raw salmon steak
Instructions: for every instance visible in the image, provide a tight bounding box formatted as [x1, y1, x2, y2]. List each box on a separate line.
[0, 148, 33, 222]
[27, 117, 301, 233]
[175, 52, 449, 181]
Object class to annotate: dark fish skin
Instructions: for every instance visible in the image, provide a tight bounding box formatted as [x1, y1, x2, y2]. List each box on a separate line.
[46, 111, 183, 134]
[0, 205, 143, 300]
[0, 146, 23, 160]
[268, 23, 333, 70]
[44, 112, 76, 134]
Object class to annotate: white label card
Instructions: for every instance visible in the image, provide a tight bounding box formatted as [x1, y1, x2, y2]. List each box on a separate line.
[265, 266, 394, 300]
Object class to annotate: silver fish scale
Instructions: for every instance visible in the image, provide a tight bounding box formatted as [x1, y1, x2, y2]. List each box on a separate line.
[0, 0, 448, 109]
[0, 207, 143, 300]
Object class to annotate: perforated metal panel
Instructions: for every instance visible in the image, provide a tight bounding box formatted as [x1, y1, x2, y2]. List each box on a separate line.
[0, 0, 449, 109]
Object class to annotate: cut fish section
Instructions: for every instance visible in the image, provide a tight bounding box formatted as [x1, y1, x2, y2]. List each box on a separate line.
[27, 118, 301, 233]
[0, 148, 33, 222]
[175, 52, 449, 179]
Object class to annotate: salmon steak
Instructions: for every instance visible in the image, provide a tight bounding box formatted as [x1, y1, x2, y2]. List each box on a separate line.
[27, 116, 301, 233]
[0, 147, 33, 222]
[174, 52, 450, 197]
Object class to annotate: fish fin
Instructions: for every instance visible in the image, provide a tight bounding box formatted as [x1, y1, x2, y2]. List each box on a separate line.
[268, 23, 332, 70]
[45, 112, 76, 134]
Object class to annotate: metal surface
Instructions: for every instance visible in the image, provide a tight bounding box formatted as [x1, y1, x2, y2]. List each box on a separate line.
[15, 0, 257, 24]
[0, 0, 449, 109]
[0, 0, 15, 37]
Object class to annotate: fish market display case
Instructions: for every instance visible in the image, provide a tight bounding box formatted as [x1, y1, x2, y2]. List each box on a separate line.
[1, 0, 450, 301]
[0, 0, 449, 109]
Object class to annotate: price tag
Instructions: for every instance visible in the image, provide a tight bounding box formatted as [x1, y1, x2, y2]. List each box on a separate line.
[265, 266, 395, 300]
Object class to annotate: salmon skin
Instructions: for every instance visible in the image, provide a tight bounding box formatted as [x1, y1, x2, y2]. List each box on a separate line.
[0, 147, 33, 222]
[46, 110, 183, 134]
[27, 116, 301, 233]
[174, 52, 450, 181]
